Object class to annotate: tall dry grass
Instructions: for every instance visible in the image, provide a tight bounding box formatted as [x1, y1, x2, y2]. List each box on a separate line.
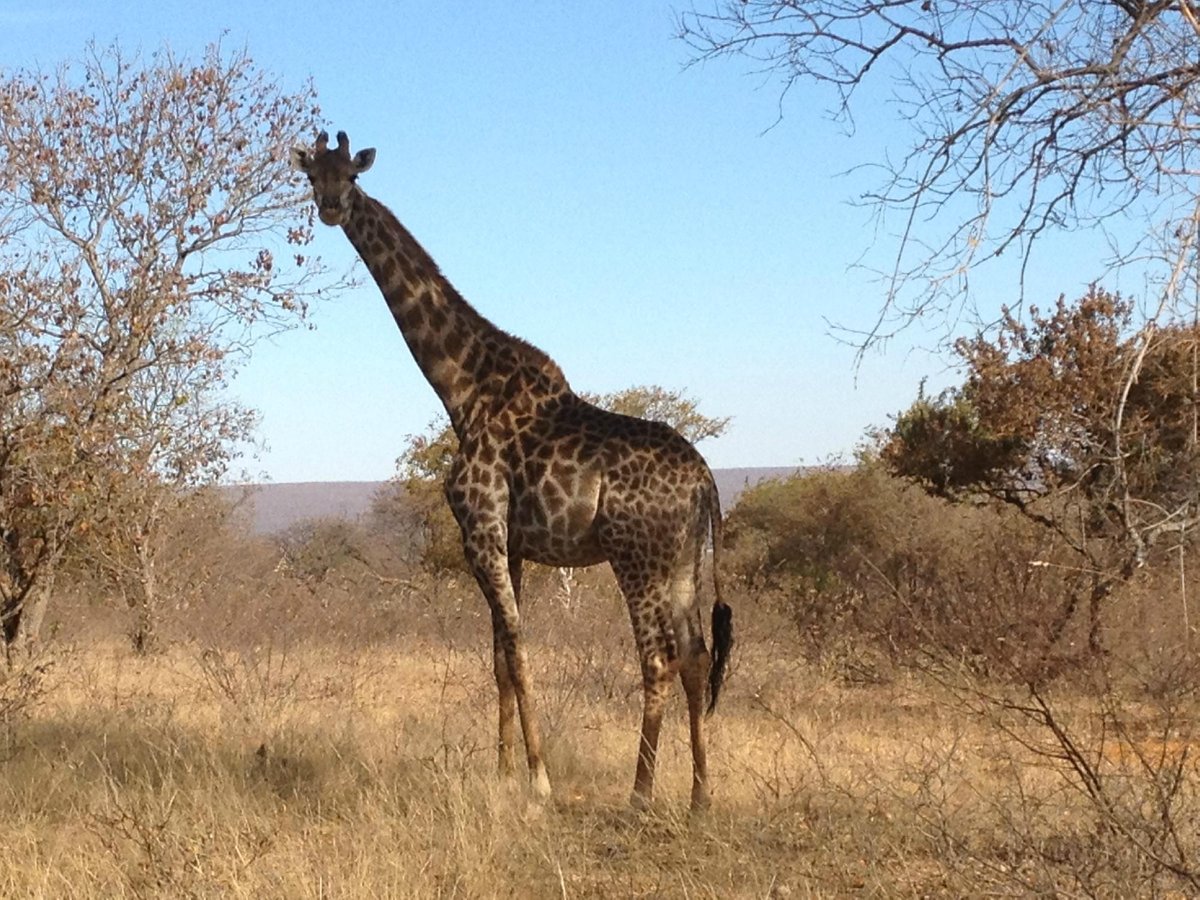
[0, 542, 1190, 900]
[1, 586, 1198, 898]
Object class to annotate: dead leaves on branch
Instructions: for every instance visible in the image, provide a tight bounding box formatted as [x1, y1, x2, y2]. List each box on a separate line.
[0, 40, 336, 646]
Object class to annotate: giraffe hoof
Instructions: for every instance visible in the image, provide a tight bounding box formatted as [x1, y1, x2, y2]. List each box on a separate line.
[530, 766, 552, 800]
[522, 799, 548, 819]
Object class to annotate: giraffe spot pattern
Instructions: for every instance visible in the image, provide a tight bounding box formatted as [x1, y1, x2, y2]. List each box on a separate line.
[294, 129, 729, 810]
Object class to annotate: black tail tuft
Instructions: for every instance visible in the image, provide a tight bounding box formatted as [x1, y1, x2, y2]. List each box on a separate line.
[703, 474, 733, 715]
[707, 600, 733, 715]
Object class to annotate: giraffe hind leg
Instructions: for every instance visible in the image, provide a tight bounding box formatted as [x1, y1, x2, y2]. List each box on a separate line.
[608, 506, 710, 810]
[631, 636, 674, 810]
[669, 543, 714, 812]
[615, 575, 678, 811]
[680, 642, 712, 811]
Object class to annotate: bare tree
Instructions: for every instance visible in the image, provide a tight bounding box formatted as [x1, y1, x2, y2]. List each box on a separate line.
[84, 357, 257, 652]
[0, 41, 339, 653]
[679, 1, 1200, 344]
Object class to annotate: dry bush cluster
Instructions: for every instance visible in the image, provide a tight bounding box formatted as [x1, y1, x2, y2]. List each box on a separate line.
[729, 464, 1085, 680]
[0, 470, 1191, 896]
[728, 461, 1200, 686]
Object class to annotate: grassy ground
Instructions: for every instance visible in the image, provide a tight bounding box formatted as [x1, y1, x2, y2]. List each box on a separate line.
[0, 605, 1197, 898]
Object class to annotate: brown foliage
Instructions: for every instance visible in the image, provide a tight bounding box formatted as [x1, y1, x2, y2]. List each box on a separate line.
[882, 288, 1200, 653]
[580, 385, 730, 444]
[726, 462, 1092, 679]
[377, 415, 468, 575]
[0, 41, 335, 648]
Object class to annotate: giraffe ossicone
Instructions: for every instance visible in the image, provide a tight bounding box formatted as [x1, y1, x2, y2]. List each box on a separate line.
[292, 129, 734, 811]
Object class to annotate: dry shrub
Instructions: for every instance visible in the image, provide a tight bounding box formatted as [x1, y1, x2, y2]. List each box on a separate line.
[727, 462, 1110, 680]
[0, 653, 54, 755]
[910, 660, 1200, 896]
[16, 464, 1200, 893]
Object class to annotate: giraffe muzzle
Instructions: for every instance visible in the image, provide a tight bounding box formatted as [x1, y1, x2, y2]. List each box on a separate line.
[318, 206, 344, 226]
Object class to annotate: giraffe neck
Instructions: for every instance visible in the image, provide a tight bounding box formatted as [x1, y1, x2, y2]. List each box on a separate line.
[341, 189, 568, 434]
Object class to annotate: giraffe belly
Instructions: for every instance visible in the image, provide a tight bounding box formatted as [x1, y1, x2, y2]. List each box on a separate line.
[509, 500, 606, 567]
[508, 472, 607, 567]
[519, 537, 607, 569]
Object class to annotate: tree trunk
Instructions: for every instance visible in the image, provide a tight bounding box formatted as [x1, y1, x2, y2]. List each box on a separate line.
[128, 541, 158, 655]
[19, 586, 48, 652]
[1, 592, 22, 662]
[2, 581, 50, 665]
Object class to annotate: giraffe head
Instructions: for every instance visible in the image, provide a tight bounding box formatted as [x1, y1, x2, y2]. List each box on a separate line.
[290, 130, 376, 227]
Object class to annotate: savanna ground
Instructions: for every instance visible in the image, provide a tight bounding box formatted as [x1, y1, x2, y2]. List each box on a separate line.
[2, 569, 1198, 900]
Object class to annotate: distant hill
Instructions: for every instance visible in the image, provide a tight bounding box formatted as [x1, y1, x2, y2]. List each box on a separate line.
[711, 468, 801, 510]
[225, 481, 386, 535]
[230, 467, 801, 535]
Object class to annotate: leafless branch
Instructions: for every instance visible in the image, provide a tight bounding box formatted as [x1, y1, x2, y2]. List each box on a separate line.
[680, 1, 1200, 347]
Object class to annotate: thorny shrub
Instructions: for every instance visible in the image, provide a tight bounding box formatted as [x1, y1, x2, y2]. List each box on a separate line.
[726, 461, 1137, 681]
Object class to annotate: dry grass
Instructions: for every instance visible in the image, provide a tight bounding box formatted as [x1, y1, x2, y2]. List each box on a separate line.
[1, 604, 1198, 898]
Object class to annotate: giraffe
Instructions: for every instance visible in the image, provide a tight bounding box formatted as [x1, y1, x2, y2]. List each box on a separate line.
[291, 131, 734, 810]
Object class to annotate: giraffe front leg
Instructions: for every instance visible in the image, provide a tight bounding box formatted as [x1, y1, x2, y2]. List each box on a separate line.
[465, 537, 551, 800]
[449, 461, 551, 801]
[491, 604, 518, 779]
[504, 617, 552, 800]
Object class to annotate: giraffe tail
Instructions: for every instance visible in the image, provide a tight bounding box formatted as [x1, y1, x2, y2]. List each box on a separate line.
[706, 476, 733, 716]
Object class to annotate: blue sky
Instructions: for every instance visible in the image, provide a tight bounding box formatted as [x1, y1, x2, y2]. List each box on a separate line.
[0, 3, 1112, 482]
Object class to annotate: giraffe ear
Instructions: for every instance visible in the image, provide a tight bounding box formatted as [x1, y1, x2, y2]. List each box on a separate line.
[353, 148, 376, 173]
[289, 147, 311, 172]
